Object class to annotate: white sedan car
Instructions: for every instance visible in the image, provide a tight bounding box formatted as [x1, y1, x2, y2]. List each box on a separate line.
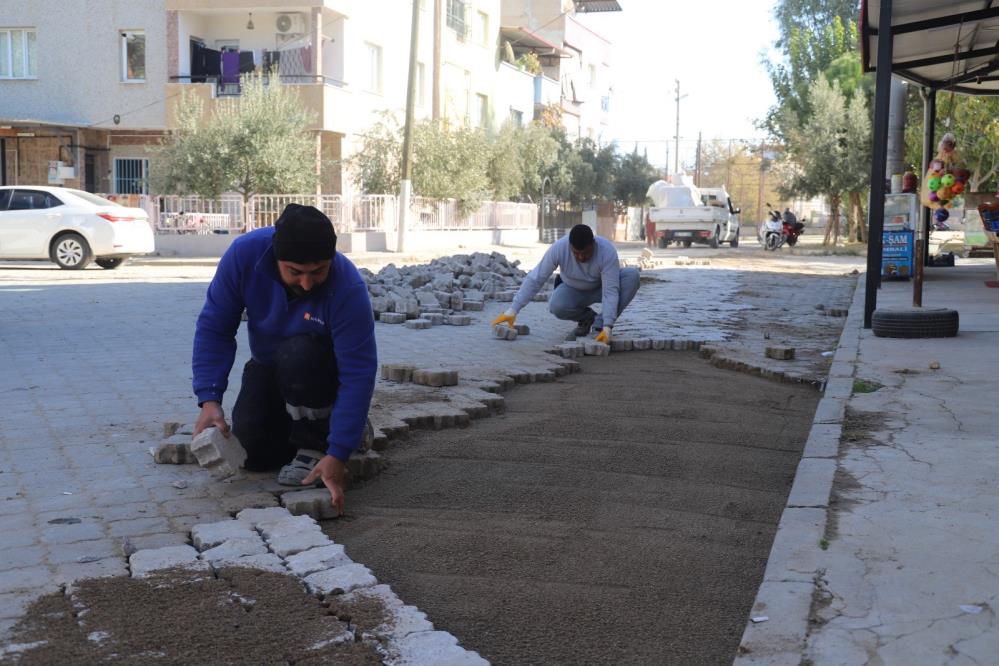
[0, 186, 155, 269]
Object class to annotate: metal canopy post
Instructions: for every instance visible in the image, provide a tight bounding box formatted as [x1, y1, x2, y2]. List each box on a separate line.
[864, 0, 895, 328]
[920, 88, 935, 268]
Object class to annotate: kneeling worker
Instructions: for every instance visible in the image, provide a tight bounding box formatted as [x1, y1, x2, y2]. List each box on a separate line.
[492, 224, 640, 343]
[192, 204, 377, 515]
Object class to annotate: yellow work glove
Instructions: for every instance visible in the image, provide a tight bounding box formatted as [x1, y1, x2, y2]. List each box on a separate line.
[595, 327, 612, 344]
[491, 309, 516, 328]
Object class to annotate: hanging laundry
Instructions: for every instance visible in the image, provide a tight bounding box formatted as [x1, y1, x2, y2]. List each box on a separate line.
[221, 50, 240, 85]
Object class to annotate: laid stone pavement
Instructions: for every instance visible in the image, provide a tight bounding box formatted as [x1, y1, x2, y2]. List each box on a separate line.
[0, 248, 862, 655]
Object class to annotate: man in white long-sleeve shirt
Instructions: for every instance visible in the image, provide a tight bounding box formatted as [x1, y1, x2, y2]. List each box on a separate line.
[492, 225, 640, 343]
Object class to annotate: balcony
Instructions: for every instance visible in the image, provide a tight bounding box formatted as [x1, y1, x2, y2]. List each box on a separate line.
[166, 7, 350, 132]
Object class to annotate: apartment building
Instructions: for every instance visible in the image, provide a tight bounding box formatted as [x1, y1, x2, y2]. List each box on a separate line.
[501, 0, 619, 141]
[0, 0, 167, 193]
[1, 0, 615, 195]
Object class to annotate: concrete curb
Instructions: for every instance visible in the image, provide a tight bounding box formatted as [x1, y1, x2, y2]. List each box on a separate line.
[733, 274, 865, 664]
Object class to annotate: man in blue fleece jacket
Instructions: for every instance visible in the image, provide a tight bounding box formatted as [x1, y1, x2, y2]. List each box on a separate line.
[192, 204, 377, 514]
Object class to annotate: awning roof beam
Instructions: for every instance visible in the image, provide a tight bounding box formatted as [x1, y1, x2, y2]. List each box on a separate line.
[870, 6, 999, 36]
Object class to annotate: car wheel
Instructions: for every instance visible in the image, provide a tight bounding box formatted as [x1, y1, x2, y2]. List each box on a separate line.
[730, 234, 739, 248]
[709, 229, 720, 249]
[51, 233, 93, 270]
[657, 236, 668, 249]
[682, 240, 692, 248]
[872, 308, 959, 339]
[96, 258, 127, 270]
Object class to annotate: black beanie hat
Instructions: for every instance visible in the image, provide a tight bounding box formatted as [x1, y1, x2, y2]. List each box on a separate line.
[272, 204, 337, 263]
[569, 224, 595, 250]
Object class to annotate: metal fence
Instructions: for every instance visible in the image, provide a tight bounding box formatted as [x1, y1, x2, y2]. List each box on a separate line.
[115, 193, 536, 235]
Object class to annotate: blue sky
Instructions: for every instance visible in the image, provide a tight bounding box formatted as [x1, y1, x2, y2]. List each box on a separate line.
[577, 0, 782, 168]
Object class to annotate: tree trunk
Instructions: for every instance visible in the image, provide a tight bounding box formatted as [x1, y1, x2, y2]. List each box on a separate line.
[852, 191, 868, 243]
[823, 193, 841, 246]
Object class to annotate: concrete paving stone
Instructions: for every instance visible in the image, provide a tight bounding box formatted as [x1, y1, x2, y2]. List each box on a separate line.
[213, 553, 287, 573]
[424, 313, 445, 326]
[786, 459, 837, 508]
[190, 427, 246, 480]
[827, 360, 854, 379]
[733, 581, 814, 666]
[95, 502, 163, 523]
[108, 516, 172, 538]
[0, 566, 55, 594]
[492, 324, 518, 341]
[0, 545, 45, 570]
[583, 342, 610, 357]
[122, 532, 190, 552]
[153, 440, 196, 465]
[340, 585, 435, 640]
[168, 513, 235, 534]
[218, 491, 280, 514]
[0, 514, 32, 533]
[802, 423, 842, 459]
[381, 363, 415, 383]
[157, 496, 229, 516]
[463, 300, 484, 311]
[765, 346, 796, 360]
[412, 369, 459, 387]
[129, 545, 208, 578]
[404, 319, 432, 330]
[281, 488, 341, 521]
[92, 487, 151, 507]
[762, 508, 827, 584]
[813, 397, 846, 424]
[39, 521, 106, 545]
[268, 530, 333, 559]
[443, 315, 471, 326]
[302, 563, 377, 596]
[199, 536, 269, 563]
[256, 514, 320, 539]
[513, 324, 530, 336]
[386, 630, 488, 666]
[54, 557, 129, 587]
[284, 544, 351, 577]
[191, 520, 260, 551]
[632, 338, 652, 351]
[45, 539, 120, 566]
[824, 376, 854, 397]
[235, 506, 292, 527]
[380, 313, 406, 324]
[0, 499, 28, 517]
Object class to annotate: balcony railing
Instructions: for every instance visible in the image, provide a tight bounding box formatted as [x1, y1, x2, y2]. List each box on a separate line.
[169, 74, 346, 98]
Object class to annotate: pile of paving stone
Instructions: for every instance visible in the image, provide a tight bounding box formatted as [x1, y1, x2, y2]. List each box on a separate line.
[358, 251, 549, 326]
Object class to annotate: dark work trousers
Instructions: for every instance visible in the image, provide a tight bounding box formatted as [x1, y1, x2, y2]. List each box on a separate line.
[232, 333, 339, 471]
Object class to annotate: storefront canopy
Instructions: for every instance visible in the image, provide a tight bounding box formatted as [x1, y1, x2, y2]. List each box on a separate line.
[861, 0, 999, 94]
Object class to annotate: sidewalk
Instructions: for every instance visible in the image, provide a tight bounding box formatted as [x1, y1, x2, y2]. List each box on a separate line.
[737, 261, 999, 664]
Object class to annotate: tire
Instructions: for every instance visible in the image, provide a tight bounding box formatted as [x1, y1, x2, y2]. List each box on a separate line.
[51, 233, 93, 270]
[657, 236, 668, 249]
[709, 229, 720, 249]
[682, 240, 692, 248]
[765, 233, 779, 251]
[730, 234, 739, 248]
[96, 257, 126, 270]
[872, 308, 959, 339]
[787, 236, 798, 247]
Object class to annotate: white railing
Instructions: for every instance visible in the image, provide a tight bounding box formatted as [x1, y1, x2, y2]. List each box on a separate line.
[132, 193, 536, 235]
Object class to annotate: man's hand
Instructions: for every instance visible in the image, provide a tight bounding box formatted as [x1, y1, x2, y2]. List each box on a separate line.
[194, 401, 230, 437]
[302, 455, 347, 516]
[595, 326, 612, 344]
[491, 309, 516, 328]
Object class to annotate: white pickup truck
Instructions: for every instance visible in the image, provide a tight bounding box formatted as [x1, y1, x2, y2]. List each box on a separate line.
[646, 180, 741, 249]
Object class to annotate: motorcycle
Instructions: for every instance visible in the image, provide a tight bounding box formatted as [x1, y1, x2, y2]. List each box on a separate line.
[760, 205, 803, 250]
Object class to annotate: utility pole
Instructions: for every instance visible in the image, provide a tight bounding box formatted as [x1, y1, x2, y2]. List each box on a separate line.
[397, 0, 421, 253]
[673, 79, 687, 176]
[694, 131, 702, 187]
[432, 0, 441, 120]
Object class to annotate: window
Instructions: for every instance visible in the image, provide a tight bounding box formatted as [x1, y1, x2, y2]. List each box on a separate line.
[474, 93, 488, 127]
[446, 0, 468, 37]
[477, 11, 489, 46]
[510, 108, 523, 127]
[416, 62, 426, 107]
[364, 42, 382, 93]
[8, 190, 62, 210]
[120, 30, 145, 82]
[0, 189, 11, 210]
[0, 29, 38, 79]
[588, 64, 597, 89]
[113, 158, 149, 194]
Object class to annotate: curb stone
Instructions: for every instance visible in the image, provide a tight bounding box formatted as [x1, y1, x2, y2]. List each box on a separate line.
[734, 274, 864, 663]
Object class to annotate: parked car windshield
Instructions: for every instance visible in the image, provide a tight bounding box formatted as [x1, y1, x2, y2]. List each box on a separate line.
[66, 190, 122, 207]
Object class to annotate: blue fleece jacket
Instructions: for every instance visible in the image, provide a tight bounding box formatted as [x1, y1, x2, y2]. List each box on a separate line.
[192, 227, 377, 462]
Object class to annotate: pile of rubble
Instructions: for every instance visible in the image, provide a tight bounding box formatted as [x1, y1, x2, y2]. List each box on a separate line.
[358, 252, 549, 325]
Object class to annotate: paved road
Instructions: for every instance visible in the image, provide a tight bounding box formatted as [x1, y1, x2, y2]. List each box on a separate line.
[328, 352, 820, 665]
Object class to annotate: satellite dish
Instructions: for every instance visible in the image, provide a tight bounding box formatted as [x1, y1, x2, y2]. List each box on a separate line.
[276, 14, 293, 33]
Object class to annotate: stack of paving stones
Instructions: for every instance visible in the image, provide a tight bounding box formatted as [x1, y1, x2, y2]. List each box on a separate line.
[362, 252, 550, 327]
[124, 507, 486, 664]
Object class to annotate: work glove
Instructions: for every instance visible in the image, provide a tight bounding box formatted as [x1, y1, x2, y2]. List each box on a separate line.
[491, 309, 517, 328]
[595, 327, 612, 344]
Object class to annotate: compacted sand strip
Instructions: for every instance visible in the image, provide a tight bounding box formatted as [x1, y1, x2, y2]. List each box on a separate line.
[327, 351, 820, 665]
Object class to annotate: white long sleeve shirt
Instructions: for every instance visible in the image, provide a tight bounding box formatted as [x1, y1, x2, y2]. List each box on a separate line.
[511, 236, 622, 326]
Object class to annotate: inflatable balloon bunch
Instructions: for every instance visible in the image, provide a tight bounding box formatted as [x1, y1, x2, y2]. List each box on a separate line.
[922, 132, 968, 225]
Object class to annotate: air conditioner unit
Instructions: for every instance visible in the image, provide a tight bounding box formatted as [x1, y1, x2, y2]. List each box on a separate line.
[276, 13, 307, 35]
